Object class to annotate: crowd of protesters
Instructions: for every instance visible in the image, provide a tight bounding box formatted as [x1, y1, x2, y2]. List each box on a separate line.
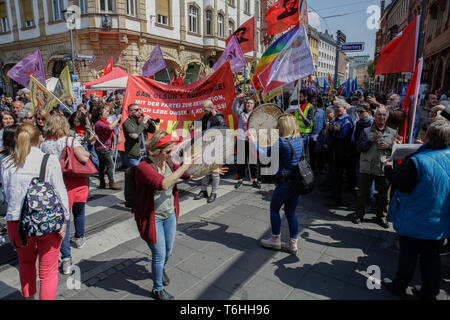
[0, 83, 448, 300]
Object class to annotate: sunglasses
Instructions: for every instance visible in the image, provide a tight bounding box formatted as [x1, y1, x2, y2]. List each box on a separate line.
[131, 108, 141, 112]
[36, 117, 45, 121]
[357, 110, 366, 113]
[27, 116, 34, 120]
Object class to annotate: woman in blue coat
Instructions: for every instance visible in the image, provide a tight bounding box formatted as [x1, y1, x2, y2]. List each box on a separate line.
[382, 119, 450, 300]
[251, 114, 303, 255]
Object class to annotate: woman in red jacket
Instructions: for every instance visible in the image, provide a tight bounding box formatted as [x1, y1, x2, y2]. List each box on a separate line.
[134, 131, 226, 300]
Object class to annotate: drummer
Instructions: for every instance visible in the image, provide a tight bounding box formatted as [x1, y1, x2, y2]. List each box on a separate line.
[232, 92, 261, 189]
[192, 99, 227, 203]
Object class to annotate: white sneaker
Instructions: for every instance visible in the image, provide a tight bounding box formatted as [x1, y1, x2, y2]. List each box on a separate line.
[61, 258, 73, 275]
[260, 235, 281, 250]
[74, 237, 86, 249]
[281, 238, 298, 255]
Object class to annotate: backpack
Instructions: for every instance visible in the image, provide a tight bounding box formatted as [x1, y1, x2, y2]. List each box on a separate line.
[124, 157, 175, 211]
[285, 139, 314, 195]
[14, 154, 67, 248]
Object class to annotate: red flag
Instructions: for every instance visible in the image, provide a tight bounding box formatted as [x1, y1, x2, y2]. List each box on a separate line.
[265, 0, 300, 36]
[171, 75, 183, 86]
[375, 16, 420, 75]
[400, 58, 423, 143]
[226, 17, 255, 54]
[104, 57, 113, 75]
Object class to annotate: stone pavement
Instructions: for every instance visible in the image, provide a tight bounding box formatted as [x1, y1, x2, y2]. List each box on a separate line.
[2, 173, 449, 300]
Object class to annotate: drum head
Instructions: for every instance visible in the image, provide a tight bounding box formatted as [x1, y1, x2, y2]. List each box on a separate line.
[171, 127, 235, 179]
[248, 103, 283, 148]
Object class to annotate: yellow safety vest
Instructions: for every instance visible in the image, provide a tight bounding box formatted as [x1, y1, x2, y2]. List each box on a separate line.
[295, 103, 314, 134]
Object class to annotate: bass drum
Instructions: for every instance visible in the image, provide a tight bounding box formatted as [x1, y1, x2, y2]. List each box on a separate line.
[247, 103, 284, 148]
[171, 126, 235, 180]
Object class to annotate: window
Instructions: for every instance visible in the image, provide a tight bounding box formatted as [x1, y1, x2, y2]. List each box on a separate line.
[436, 8, 443, 35]
[189, 6, 198, 33]
[228, 0, 234, 6]
[99, 0, 113, 12]
[0, 1, 9, 32]
[427, 18, 435, 39]
[21, 0, 34, 27]
[218, 14, 223, 38]
[156, 0, 169, 25]
[52, 0, 64, 21]
[228, 20, 234, 36]
[206, 10, 212, 35]
[79, 0, 87, 14]
[126, 0, 136, 17]
[244, 0, 250, 14]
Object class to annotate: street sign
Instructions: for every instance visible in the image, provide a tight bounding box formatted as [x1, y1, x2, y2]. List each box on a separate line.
[76, 54, 95, 60]
[341, 42, 365, 52]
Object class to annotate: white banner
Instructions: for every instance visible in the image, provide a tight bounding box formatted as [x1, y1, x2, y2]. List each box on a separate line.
[267, 25, 316, 85]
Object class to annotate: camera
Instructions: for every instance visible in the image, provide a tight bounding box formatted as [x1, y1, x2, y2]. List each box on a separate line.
[139, 113, 160, 125]
[328, 121, 342, 136]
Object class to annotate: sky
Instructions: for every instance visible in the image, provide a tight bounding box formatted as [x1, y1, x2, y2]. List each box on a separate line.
[307, 0, 381, 59]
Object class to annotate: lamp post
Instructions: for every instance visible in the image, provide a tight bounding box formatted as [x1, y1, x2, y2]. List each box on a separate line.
[63, 9, 76, 74]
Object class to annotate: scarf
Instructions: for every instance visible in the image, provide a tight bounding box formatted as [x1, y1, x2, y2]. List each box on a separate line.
[74, 125, 84, 137]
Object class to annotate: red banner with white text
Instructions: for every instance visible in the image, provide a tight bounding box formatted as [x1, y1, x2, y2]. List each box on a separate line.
[118, 62, 237, 150]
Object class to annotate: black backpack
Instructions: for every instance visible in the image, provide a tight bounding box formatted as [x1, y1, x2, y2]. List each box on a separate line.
[285, 139, 314, 195]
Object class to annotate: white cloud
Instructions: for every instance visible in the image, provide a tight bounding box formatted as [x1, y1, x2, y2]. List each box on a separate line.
[308, 11, 322, 31]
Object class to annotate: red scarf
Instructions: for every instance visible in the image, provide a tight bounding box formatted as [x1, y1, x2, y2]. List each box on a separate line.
[74, 125, 84, 137]
[46, 135, 63, 141]
[98, 118, 110, 126]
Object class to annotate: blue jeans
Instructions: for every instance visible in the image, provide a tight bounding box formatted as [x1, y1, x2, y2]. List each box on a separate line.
[270, 182, 300, 239]
[126, 156, 142, 168]
[60, 202, 86, 259]
[302, 134, 310, 161]
[146, 212, 177, 291]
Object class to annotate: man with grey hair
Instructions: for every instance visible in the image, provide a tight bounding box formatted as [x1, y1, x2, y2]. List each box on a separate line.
[17, 88, 30, 104]
[18, 103, 35, 124]
[354, 105, 397, 228]
[192, 99, 227, 203]
[12, 100, 24, 119]
[387, 94, 402, 110]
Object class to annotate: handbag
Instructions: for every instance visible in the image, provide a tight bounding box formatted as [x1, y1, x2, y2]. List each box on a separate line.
[285, 138, 314, 195]
[60, 136, 98, 178]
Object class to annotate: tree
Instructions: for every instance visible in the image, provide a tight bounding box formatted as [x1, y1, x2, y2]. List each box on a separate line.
[368, 60, 375, 78]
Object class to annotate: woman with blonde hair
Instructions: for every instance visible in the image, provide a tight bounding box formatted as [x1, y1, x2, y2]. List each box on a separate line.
[1, 124, 69, 300]
[134, 131, 227, 300]
[251, 113, 304, 255]
[35, 108, 51, 137]
[40, 114, 91, 274]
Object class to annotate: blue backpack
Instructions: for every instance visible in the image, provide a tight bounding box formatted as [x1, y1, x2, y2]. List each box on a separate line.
[14, 154, 66, 248]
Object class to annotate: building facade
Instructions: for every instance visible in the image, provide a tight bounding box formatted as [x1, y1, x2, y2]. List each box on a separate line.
[0, 0, 264, 96]
[308, 26, 319, 71]
[375, 0, 449, 93]
[317, 30, 337, 84]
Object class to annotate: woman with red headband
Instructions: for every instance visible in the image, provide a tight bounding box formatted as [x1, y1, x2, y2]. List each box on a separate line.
[134, 131, 227, 300]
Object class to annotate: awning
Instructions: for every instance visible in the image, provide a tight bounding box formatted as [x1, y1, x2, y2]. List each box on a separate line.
[90, 76, 128, 90]
[83, 67, 129, 89]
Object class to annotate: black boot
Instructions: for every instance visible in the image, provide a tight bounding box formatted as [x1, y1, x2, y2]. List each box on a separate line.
[194, 190, 208, 200]
[152, 289, 174, 300]
[207, 192, 217, 203]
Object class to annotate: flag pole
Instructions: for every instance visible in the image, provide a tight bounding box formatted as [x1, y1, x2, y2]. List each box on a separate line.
[165, 68, 171, 83]
[249, 76, 262, 105]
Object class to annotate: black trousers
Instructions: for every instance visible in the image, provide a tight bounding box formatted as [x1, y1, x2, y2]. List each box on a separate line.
[393, 236, 444, 299]
[96, 148, 115, 184]
[236, 139, 258, 180]
[356, 173, 389, 219]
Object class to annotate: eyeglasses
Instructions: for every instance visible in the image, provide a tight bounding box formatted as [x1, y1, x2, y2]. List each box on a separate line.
[36, 117, 44, 121]
[357, 110, 366, 113]
[376, 113, 388, 116]
[27, 116, 34, 120]
[130, 108, 141, 112]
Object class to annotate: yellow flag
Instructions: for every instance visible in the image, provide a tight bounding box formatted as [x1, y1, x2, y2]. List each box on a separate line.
[263, 86, 283, 103]
[30, 75, 60, 113]
[54, 66, 73, 102]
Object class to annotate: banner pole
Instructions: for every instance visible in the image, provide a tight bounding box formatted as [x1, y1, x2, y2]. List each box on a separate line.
[165, 68, 171, 83]
[248, 76, 262, 105]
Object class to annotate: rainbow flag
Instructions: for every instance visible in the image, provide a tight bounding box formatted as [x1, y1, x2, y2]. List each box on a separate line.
[252, 25, 299, 91]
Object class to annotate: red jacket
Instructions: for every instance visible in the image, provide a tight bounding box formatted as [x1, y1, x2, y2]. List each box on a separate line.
[134, 159, 189, 244]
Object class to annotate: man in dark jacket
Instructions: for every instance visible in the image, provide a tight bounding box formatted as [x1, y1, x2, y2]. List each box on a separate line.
[193, 99, 227, 203]
[122, 103, 156, 168]
[325, 98, 355, 206]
